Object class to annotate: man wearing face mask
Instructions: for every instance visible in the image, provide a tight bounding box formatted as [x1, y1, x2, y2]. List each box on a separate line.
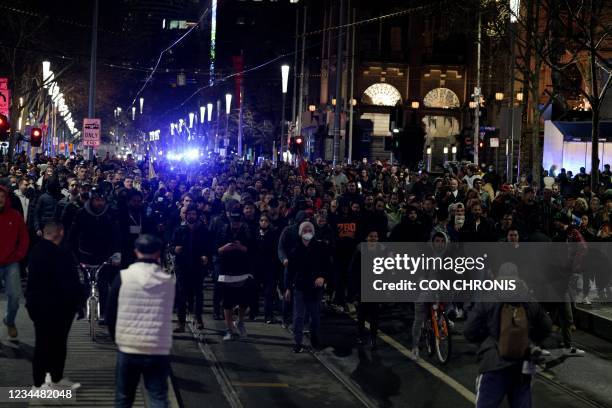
[285, 221, 329, 353]
[172, 205, 213, 332]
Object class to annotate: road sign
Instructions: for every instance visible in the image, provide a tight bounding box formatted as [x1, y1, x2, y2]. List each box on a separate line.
[490, 137, 500, 148]
[83, 118, 101, 147]
[0, 78, 10, 118]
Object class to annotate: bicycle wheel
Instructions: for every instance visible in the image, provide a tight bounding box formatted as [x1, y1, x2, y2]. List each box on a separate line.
[88, 297, 97, 341]
[424, 319, 435, 357]
[435, 314, 452, 364]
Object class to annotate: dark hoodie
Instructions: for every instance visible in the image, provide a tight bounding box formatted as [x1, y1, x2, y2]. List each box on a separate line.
[69, 200, 120, 264]
[277, 211, 309, 263]
[0, 186, 30, 266]
[32, 175, 62, 232]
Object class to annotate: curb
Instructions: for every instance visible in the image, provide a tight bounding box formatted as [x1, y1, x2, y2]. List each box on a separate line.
[574, 305, 612, 342]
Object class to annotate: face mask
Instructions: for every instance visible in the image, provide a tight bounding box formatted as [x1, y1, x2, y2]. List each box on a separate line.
[302, 232, 314, 241]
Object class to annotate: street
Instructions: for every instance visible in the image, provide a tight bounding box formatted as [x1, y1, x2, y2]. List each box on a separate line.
[3, 285, 612, 408]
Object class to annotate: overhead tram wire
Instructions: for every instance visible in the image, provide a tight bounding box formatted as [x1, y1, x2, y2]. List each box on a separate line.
[129, 5, 212, 109]
[298, 1, 445, 37]
[163, 1, 442, 115]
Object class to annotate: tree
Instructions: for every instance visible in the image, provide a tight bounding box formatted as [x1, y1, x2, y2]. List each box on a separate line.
[487, 0, 612, 187]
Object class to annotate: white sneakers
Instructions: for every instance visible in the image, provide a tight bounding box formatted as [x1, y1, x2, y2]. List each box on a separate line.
[234, 321, 247, 338]
[410, 348, 419, 361]
[39, 373, 81, 390]
[563, 347, 586, 356]
[53, 378, 81, 390]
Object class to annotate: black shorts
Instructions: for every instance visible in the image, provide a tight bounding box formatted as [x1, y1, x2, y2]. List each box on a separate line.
[222, 279, 251, 310]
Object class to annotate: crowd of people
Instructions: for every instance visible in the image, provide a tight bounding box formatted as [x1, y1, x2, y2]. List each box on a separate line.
[1, 150, 612, 407]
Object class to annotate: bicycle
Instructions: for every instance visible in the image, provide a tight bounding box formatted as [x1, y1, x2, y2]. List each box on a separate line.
[79, 262, 109, 341]
[420, 302, 452, 364]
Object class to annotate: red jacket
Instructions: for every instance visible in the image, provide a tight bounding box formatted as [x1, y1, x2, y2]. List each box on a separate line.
[0, 186, 30, 265]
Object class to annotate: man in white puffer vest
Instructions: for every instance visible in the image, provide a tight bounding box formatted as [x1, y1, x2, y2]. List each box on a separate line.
[106, 234, 175, 408]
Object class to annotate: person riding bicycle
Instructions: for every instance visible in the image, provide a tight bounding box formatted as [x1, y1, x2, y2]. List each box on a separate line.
[410, 230, 450, 360]
[69, 186, 121, 321]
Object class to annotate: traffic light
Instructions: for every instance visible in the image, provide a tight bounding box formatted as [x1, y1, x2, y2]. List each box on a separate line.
[479, 140, 485, 149]
[0, 114, 9, 141]
[389, 104, 404, 132]
[30, 127, 43, 147]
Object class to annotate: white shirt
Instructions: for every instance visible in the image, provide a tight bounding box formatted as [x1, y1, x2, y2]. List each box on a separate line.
[14, 190, 29, 223]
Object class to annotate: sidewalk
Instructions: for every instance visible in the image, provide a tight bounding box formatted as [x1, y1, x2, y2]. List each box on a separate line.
[0, 295, 146, 407]
[575, 302, 612, 342]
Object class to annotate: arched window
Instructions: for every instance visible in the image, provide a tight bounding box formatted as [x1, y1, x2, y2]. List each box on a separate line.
[361, 83, 402, 106]
[423, 88, 461, 109]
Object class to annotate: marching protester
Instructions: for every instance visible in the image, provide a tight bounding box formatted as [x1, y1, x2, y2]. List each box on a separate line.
[26, 221, 82, 390]
[106, 234, 175, 408]
[0, 185, 29, 339]
[215, 205, 253, 340]
[171, 204, 212, 332]
[3, 148, 611, 405]
[285, 221, 330, 352]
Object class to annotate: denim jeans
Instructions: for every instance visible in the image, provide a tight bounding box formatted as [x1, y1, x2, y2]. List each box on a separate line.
[116, 352, 170, 408]
[0, 263, 21, 327]
[476, 365, 532, 408]
[293, 290, 322, 346]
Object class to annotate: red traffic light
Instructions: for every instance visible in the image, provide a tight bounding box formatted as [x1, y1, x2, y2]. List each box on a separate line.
[295, 137, 303, 144]
[479, 141, 484, 149]
[30, 127, 43, 147]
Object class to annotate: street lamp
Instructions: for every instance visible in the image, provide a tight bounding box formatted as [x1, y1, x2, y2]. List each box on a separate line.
[207, 103, 213, 122]
[225, 93, 232, 115]
[139, 97, 144, 114]
[131, 106, 136, 120]
[189, 112, 195, 128]
[280, 64, 290, 162]
[426, 146, 432, 171]
[411, 101, 420, 109]
[495, 92, 504, 101]
[200, 106, 206, 123]
[516, 92, 524, 102]
[451, 145, 457, 161]
[225, 93, 232, 151]
[308, 104, 316, 112]
[443, 146, 449, 162]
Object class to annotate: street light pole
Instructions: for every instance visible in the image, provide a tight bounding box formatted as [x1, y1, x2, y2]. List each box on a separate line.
[281, 65, 290, 162]
[332, 0, 344, 166]
[347, 8, 356, 164]
[225, 93, 232, 155]
[473, 10, 482, 166]
[87, 0, 99, 160]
